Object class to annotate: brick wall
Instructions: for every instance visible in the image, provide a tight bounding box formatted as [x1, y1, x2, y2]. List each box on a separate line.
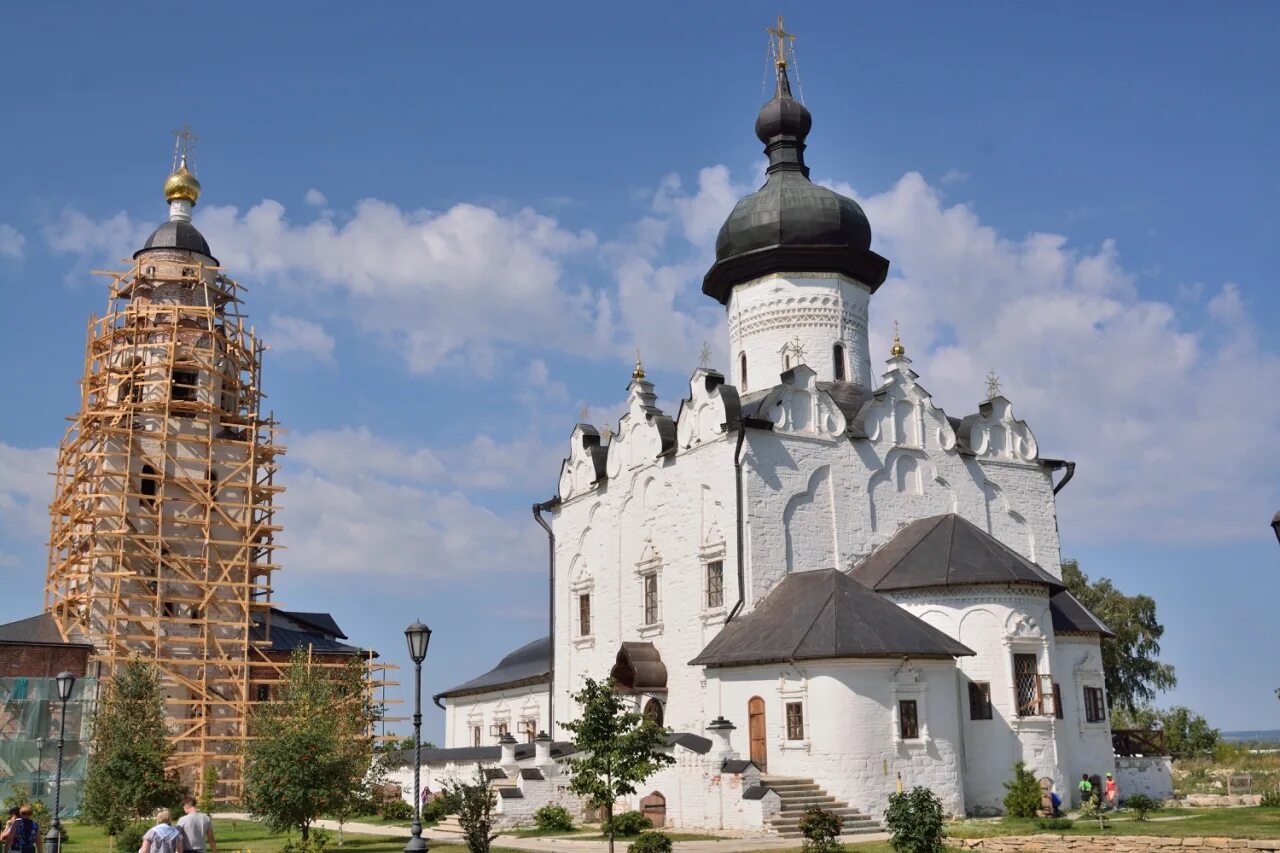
[0, 643, 92, 679]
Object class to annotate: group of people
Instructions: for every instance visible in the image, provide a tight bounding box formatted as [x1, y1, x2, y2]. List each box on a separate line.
[1, 798, 214, 853]
[1079, 772, 1120, 810]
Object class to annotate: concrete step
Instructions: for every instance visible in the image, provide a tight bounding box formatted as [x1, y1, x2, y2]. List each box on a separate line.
[774, 825, 885, 839]
[433, 817, 465, 835]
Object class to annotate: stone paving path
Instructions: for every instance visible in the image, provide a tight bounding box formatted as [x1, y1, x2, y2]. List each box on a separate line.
[214, 814, 890, 851]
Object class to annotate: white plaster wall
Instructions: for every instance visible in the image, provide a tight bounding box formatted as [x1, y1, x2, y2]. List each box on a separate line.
[712, 659, 966, 819]
[1052, 635, 1115, 803]
[1114, 757, 1174, 802]
[727, 273, 873, 390]
[442, 685, 550, 749]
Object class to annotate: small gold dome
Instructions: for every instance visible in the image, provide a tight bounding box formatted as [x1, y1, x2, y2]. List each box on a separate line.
[163, 155, 201, 205]
[891, 333, 905, 358]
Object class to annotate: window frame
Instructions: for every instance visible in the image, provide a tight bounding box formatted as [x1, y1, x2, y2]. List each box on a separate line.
[705, 559, 724, 610]
[739, 352, 748, 392]
[833, 343, 846, 381]
[784, 701, 805, 741]
[968, 680, 993, 721]
[1013, 653, 1044, 717]
[898, 699, 920, 740]
[643, 573, 660, 626]
[578, 592, 592, 638]
[1084, 686, 1106, 723]
[170, 367, 199, 404]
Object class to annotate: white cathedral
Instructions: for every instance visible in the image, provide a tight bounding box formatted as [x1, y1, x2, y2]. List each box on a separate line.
[413, 50, 1118, 833]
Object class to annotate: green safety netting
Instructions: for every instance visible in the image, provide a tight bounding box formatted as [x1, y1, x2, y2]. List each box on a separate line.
[0, 676, 95, 817]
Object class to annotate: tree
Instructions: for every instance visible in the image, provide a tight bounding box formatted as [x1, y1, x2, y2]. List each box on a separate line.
[1063, 560, 1176, 712]
[81, 659, 185, 837]
[198, 765, 219, 814]
[243, 650, 379, 840]
[1001, 762, 1042, 819]
[885, 786, 946, 853]
[1110, 705, 1219, 759]
[562, 678, 676, 853]
[455, 766, 499, 853]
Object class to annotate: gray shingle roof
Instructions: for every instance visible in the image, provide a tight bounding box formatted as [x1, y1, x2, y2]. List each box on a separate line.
[434, 636, 551, 701]
[849, 514, 1066, 593]
[0, 613, 91, 647]
[1050, 591, 1115, 638]
[690, 569, 973, 668]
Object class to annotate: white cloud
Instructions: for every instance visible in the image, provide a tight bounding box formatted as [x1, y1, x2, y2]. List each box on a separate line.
[264, 314, 336, 363]
[305, 188, 328, 207]
[43, 209, 148, 257]
[280, 427, 557, 577]
[0, 225, 25, 260]
[0, 443, 55, 568]
[940, 169, 970, 186]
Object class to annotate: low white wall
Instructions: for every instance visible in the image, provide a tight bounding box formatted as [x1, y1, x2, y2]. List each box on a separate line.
[1115, 756, 1174, 802]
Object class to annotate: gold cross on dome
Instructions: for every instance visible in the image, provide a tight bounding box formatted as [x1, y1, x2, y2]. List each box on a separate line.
[172, 123, 198, 173]
[766, 15, 796, 69]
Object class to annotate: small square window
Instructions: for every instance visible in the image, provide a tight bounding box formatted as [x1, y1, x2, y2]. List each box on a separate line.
[171, 369, 199, 403]
[255, 684, 270, 702]
[899, 699, 920, 740]
[643, 574, 659, 625]
[785, 701, 805, 741]
[968, 681, 992, 720]
[706, 560, 724, 609]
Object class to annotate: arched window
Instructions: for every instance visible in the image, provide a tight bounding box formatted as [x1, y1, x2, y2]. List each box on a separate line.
[643, 698, 664, 727]
[739, 353, 748, 391]
[833, 343, 846, 381]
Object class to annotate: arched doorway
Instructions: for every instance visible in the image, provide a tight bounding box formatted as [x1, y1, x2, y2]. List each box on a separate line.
[642, 697, 664, 727]
[639, 791, 666, 828]
[748, 696, 767, 771]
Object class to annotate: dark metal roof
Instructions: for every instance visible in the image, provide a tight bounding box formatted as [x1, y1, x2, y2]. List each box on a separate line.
[250, 613, 364, 656]
[385, 740, 575, 767]
[742, 784, 776, 801]
[0, 613, 91, 647]
[498, 788, 523, 799]
[610, 642, 668, 693]
[434, 636, 551, 700]
[1050, 591, 1115, 638]
[703, 65, 889, 303]
[134, 220, 216, 262]
[520, 768, 545, 781]
[666, 732, 712, 754]
[849, 514, 1066, 593]
[690, 569, 973, 668]
[721, 759, 757, 774]
[282, 611, 348, 639]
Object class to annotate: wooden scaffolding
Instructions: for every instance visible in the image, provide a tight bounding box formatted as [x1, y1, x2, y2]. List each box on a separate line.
[45, 256, 394, 800]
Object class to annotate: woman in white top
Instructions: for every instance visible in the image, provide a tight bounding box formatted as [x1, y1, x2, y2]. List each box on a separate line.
[140, 809, 184, 853]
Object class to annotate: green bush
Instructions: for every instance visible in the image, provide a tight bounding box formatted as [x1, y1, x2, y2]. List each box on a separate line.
[115, 823, 148, 853]
[380, 798, 414, 820]
[885, 786, 945, 853]
[421, 794, 453, 823]
[1122, 794, 1160, 821]
[798, 805, 844, 853]
[533, 804, 575, 832]
[198, 765, 220, 814]
[1002, 762, 1042, 819]
[627, 830, 673, 853]
[604, 810, 653, 837]
[1260, 789, 1280, 808]
[1035, 817, 1074, 829]
[281, 828, 331, 853]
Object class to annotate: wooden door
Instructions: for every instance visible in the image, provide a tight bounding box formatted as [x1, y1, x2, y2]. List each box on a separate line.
[748, 696, 767, 772]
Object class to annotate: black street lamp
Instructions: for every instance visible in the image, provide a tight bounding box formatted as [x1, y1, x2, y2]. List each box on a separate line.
[35, 738, 45, 799]
[404, 621, 432, 853]
[45, 671, 76, 853]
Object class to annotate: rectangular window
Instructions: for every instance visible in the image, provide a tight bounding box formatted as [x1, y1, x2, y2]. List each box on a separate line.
[899, 699, 919, 740]
[471, 726, 482, 747]
[578, 593, 592, 637]
[968, 681, 992, 720]
[1054, 682, 1064, 720]
[255, 684, 270, 702]
[523, 719, 538, 742]
[1084, 686, 1106, 723]
[643, 574, 659, 625]
[490, 722, 509, 741]
[1013, 653, 1042, 716]
[706, 560, 724, 609]
[171, 368, 199, 403]
[785, 701, 804, 740]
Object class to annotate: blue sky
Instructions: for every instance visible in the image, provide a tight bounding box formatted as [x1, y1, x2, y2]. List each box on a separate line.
[1, 2, 1278, 737]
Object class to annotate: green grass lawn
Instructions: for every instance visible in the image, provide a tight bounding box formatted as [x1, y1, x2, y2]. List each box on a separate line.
[948, 807, 1280, 839]
[327, 813, 438, 828]
[59, 819, 519, 853]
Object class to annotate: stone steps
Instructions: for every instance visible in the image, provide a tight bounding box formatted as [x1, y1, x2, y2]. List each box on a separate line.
[760, 775, 882, 839]
[433, 816, 465, 835]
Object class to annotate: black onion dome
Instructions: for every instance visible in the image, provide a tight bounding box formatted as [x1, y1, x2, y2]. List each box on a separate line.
[703, 66, 888, 304]
[134, 220, 217, 264]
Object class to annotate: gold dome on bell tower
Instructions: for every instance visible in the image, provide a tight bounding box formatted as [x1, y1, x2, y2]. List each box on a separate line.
[163, 153, 202, 205]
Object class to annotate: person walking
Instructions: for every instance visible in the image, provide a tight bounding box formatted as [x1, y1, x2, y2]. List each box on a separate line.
[1078, 773, 1093, 808]
[177, 797, 215, 853]
[1105, 772, 1118, 811]
[140, 809, 183, 853]
[3, 806, 43, 853]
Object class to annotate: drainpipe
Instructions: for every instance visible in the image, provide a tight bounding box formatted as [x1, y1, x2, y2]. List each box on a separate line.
[726, 424, 749, 624]
[532, 498, 559, 733]
[1043, 458, 1076, 495]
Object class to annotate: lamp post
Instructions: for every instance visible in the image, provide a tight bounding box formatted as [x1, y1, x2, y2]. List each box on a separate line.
[45, 671, 76, 853]
[404, 621, 432, 853]
[1271, 511, 1280, 547]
